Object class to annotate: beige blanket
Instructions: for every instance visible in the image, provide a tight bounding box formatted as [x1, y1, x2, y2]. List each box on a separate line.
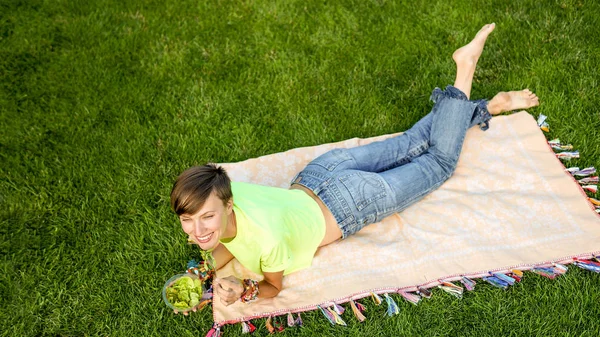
[215, 111, 600, 325]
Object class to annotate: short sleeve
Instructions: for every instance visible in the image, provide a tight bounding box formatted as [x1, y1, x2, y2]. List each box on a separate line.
[260, 240, 292, 273]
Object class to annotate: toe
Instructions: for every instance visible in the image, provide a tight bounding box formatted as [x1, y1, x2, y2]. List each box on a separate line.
[479, 23, 495, 36]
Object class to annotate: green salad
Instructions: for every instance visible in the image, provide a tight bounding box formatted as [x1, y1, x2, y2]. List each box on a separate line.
[165, 276, 203, 310]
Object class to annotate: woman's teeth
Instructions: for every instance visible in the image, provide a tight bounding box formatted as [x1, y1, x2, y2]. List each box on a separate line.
[197, 233, 213, 243]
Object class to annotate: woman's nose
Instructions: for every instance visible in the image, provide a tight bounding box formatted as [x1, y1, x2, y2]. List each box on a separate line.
[193, 219, 203, 235]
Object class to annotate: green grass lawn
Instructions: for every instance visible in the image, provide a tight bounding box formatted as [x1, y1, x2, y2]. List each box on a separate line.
[2, 0, 600, 335]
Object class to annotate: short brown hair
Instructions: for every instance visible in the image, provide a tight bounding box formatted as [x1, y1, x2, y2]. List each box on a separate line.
[170, 164, 233, 216]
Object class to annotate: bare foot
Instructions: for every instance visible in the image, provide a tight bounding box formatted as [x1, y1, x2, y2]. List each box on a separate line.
[452, 23, 496, 67]
[487, 89, 540, 115]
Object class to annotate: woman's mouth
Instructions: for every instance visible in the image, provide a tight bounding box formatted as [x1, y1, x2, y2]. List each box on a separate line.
[196, 233, 213, 243]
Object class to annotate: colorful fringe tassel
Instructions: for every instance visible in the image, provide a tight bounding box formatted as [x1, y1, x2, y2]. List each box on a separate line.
[318, 305, 347, 326]
[438, 281, 463, 298]
[349, 300, 366, 322]
[295, 313, 303, 327]
[532, 267, 557, 279]
[317, 306, 335, 325]
[265, 316, 285, 333]
[287, 313, 294, 327]
[556, 151, 579, 160]
[205, 325, 221, 337]
[483, 276, 508, 289]
[578, 176, 599, 185]
[574, 259, 600, 273]
[566, 166, 580, 174]
[241, 321, 256, 334]
[418, 286, 432, 298]
[371, 292, 382, 305]
[510, 269, 524, 282]
[537, 114, 549, 132]
[333, 303, 345, 315]
[548, 138, 573, 151]
[553, 263, 568, 275]
[460, 276, 476, 291]
[329, 307, 347, 326]
[383, 294, 400, 316]
[493, 273, 516, 285]
[266, 316, 274, 333]
[576, 167, 596, 177]
[400, 291, 421, 305]
[574, 167, 596, 177]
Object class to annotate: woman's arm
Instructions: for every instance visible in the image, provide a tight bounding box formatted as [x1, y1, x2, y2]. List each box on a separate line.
[214, 270, 284, 306]
[257, 270, 283, 299]
[211, 242, 234, 270]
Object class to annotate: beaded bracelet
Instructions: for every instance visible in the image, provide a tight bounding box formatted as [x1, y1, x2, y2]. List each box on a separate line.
[186, 260, 214, 282]
[240, 279, 259, 303]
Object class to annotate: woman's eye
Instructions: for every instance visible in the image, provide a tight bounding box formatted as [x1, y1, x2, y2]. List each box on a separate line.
[205, 215, 214, 219]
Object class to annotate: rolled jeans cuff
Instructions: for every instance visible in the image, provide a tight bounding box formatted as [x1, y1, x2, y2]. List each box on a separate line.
[474, 99, 491, 131]
[430, 85, 469, 102]
[430, 85, 492, 131]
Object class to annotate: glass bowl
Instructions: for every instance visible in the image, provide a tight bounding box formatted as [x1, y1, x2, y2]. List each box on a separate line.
[162, 273, 207, 313]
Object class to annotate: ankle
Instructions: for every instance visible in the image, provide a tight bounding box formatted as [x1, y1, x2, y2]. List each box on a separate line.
[487, 102, 502, 115]
[488, 92, 509, 115]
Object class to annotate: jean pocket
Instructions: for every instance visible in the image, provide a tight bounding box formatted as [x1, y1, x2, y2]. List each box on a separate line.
[338, 172, 387, 211]
[307, 148, 353, 172]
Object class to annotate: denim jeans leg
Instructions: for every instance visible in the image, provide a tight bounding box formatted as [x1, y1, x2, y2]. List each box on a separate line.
[341, 113, 434, 172]
[375, 86, 481, 218]
[294, 86, 493, 236]
[310, 90, 491, 174]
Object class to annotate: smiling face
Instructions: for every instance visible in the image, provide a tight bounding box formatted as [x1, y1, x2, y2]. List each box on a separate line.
[179, 192, 234, 251]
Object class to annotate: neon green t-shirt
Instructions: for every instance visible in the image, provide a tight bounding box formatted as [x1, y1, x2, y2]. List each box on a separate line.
[219, 182, 326, 276]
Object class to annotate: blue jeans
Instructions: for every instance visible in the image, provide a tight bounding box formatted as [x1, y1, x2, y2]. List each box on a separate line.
[291, 86, 492, 238]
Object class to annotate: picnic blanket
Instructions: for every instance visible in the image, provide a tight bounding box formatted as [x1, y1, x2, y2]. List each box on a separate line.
[213, 111, 600, 329]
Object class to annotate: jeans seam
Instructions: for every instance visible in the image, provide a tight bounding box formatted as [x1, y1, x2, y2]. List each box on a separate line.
[381, 175, 449, 216]
[326, 183, 354, 238]
[310, 148, 353, 171]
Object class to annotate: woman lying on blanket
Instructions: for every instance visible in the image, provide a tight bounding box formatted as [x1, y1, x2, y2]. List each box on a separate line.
[170, 23, 540, 307]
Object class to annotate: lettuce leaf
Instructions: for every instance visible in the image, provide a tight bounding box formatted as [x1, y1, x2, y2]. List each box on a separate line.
[166, 275, 204, 310]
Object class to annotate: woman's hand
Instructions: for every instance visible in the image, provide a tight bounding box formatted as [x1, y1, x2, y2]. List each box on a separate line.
[214, 276, 244, 306]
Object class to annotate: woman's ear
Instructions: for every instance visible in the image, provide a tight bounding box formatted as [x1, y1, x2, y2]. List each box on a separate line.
[226, 198, 233, 213]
